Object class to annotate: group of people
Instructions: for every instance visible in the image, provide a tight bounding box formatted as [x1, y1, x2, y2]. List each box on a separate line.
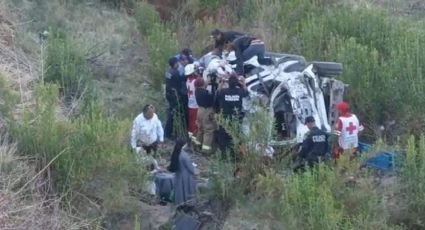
[164, 29, 272, 156]
[295, 101, 364, 171]
[128, 29, 274, 205]
[130, 104, 196, 205]
[129, 28, 365, 204]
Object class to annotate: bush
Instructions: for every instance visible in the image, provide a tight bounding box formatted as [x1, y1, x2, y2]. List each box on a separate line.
[0, 73, 19, 121]
[190, 19, 224, 55]
[254, 163, 403, 230]
[145, 23, 179, 89]
[45, 30, 92, 104]
[0, 135, 98, 229]
[198, 0, 222, 11]
[402, 135, 425, 228]
[239, 0, 425, 141]
[9, 84, 146, 215]
[211, 101, 402, 229]
[134, 2, 160, 35]
[134, 3, 179, 89]
[100, 0, 136, 9]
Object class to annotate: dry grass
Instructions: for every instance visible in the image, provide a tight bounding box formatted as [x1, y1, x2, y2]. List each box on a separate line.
[0, 1, 38, 107]
[5, 0, 152, 117]
[0, 134, 97, 229]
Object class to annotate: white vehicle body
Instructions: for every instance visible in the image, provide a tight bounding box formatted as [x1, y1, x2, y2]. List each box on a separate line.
[200, 51, 345, 145]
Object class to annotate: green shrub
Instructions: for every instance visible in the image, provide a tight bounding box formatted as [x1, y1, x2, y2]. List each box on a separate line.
[0, 74, 19, 121]
[145, 23, 179, 89]
[198, 0, 222, 10]
[402, 135, 425, 228]
[254, 163, 402, 230]
[211, 101, 401, 229]
[9, 84, 146, 214]
[100, 0, 136, 9]
[134, 3, 179, 89]
[45, 30, 91, 104]
[240, 0, 425, 140]
[134, 2, 160, 35]
[180, 19, 222, 56]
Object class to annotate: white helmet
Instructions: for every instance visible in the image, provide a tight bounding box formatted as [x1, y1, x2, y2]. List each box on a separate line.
[184, 64, 196, 75]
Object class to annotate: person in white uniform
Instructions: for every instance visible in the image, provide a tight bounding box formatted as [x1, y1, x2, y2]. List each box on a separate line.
[130, 104, 164, 155]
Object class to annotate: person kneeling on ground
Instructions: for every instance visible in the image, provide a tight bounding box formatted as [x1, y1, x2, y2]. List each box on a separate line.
[294, 116, 330, 172]
[130, 104, 164, 155]
[168, 139, 197, 205]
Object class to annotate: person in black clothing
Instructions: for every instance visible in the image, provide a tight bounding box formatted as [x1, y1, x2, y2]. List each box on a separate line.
[165, 57, 188, 139]
[176, 48, 195, 64]
[214, 75, 249, 159]
[211, 29, 244, 55]
[294, 116, 330, 172]
[228, 35, 274, 75]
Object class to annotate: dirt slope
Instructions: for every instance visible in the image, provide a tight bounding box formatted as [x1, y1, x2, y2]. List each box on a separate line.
[0, 2, 38, 106]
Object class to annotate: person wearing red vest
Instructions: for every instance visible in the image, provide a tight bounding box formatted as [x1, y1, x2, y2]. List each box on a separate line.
[185, 64, 200, 136]
[333, 102, 364, 160]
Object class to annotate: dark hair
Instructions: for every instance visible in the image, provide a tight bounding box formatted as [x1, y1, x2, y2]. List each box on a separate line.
[304, 116, 315, 125]
[181, 48, 192, 57]
[143, 104, 154, 113]
[194, 77, 205, 88]
[168, 57, 179, 67]
[228, 75, 239, 88]
[167, 138, 187, 172]
[211, 29, 222, 37]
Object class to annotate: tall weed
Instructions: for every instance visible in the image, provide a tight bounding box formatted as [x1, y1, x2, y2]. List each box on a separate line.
[146, 23, 179, 89]
[242, 0, 425, 140]
[402, 135, 425, 228]
[134, 2, 160, 35]
[255, 162, 401, 230]
[45, 30, 91, 104]
[0, 74, 19, 121]
[9, 84, 146, 214]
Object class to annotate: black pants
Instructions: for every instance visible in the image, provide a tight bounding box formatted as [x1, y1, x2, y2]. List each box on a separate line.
[217, 126, 233, 159]
[165, 105, 176, 139]
[234, 44, 273, 75]
[141, 141, 158, 155]
[274, 111, 288, 139]
[217, 122, 243, 162]
[293, 160, 316, 173]
[293, 155, 330, 173]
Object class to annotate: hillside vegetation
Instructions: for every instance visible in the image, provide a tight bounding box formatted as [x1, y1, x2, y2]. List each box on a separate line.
[1, 0, 425, 229]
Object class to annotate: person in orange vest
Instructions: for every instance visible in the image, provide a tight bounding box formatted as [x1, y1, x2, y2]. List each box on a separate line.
[333, 102, 364, 160]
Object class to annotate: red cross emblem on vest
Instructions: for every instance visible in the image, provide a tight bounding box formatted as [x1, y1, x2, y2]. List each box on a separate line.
[346, 122, 357, 135]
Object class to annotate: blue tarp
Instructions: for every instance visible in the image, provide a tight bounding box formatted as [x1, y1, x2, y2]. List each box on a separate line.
[365, 151, 401, 171]
[358, 142, 402, 172]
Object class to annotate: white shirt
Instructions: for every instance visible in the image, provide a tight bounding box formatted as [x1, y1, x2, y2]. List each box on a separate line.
[187, 76, 198, 109]
[130, 113, 164, 149]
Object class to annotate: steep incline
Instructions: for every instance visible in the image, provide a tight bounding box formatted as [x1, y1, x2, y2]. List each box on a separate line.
[0, 2, 38, 106]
